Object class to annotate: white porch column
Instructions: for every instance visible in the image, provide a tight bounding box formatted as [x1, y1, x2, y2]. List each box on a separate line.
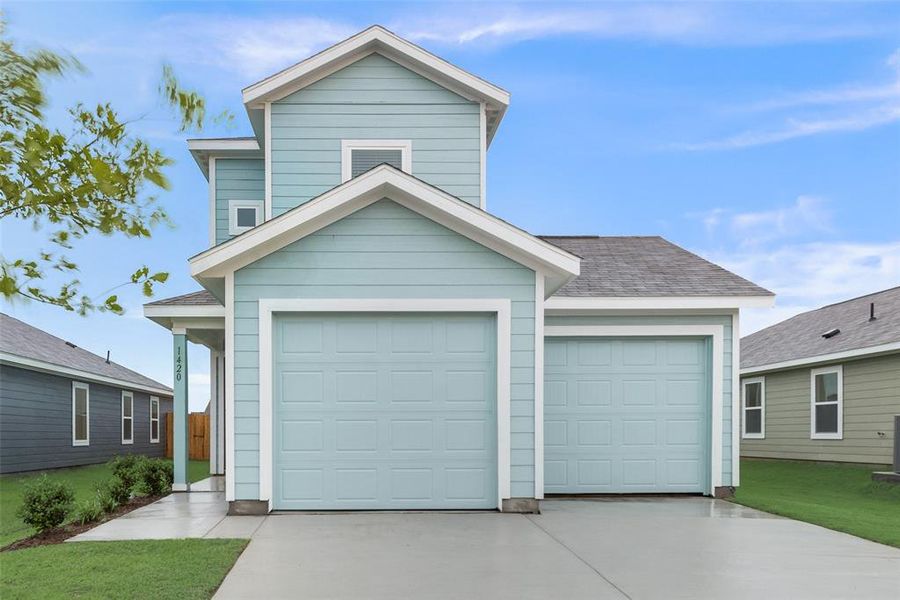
[172, 329, 189, 492]
[209, 350, 226, 475]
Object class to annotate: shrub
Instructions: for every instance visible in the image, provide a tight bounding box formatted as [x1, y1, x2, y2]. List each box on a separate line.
[16, 475, 75, 532]
[108, 454, 144, 489]
[74, 498, 104, 525]
[103, 474, 133, 505]
[135, 458, 174, 496]
[95, 485, 119, 514]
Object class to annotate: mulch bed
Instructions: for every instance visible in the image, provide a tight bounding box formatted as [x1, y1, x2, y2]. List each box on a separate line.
[1, 494, 164, 552]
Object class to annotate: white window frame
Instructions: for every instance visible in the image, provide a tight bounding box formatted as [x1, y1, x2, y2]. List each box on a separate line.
[228, 200, 264, 235]
[341, 139, 412, 182]
[741, 376, 765, 440]
[72, 381, 90, 447]
[149, 396, 160, 444]
[121, 390, 134, 445]
[810, 365, 843, 440]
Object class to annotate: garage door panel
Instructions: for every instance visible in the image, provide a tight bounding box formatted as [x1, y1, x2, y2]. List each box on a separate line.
[274, 313, 497, 509]
[545, 337, 709, 494]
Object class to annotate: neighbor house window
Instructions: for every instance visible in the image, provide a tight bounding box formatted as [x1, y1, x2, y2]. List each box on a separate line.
[228, 200, 263, 235]
[341, 140, 411, 182]
[742, 377, 765, 439]
[121, 391, 134, 444]
[811, 365, 842, 440]
[149, 396, 160, 443]
[72, 382, 90, 446]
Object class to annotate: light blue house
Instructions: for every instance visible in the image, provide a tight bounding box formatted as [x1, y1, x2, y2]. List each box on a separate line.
[145, 26, 773, 514]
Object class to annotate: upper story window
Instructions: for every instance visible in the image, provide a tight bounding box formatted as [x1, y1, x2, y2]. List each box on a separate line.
[121, 390, 134, 445]
[811, 365, 843, 440]
[229, 200, 264, 235]
[741, 377, 765, 439]
[341, 140, 411, 182]
[72, 382, 90, 446]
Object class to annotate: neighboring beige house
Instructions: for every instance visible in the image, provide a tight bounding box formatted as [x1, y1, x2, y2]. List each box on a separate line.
[740, 287, 900, 465]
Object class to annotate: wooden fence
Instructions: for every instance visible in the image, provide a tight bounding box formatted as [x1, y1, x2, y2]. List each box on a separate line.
[165, 412, 210, 460]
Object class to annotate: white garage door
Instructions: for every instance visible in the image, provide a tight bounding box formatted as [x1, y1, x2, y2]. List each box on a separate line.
[544, 337, 710, 494]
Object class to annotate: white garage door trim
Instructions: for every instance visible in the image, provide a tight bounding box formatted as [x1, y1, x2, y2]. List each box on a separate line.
[544, 324, 724, 493]
[259, 298, 512, 511]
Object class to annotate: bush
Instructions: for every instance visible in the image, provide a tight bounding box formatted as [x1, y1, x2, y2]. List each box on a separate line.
[16, 475, 75, 532]
[135, 458, 174, 496]
[74, 498, 104, 525]
[109, 454, 144, 490]
[95, 485, 119, 514]
[102, 474, 133, 505]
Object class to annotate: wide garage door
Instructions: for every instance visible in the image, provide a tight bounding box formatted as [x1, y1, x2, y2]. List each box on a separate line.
[274, 313, 497, 510]
[544, 337, 709, 494]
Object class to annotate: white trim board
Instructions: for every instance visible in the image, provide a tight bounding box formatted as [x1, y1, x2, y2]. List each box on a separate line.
[731, 312, 741, 486]
[241, 26, 509, 145]
[740, 341, 900, 375]
[257, 298, 512, 512]
[546, 296, 774, 311]
[208, 157, 217, 246]
[144, 304, 225, 319]
[533, 272, 545, 499]
[2, 353, 172, 397]
[189, 165, 579, 293]
[544, 324, 726, 495]
[225, 271, 236, 501]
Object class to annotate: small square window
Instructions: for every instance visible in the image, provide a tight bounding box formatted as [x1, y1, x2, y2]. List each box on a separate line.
[228, 200, 264, 235]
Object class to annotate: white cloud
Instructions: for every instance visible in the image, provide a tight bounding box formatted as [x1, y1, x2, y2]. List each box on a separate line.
[676, 48, 900, 151]
[695, 196, 832, 246]
[708, 240, 900, 334]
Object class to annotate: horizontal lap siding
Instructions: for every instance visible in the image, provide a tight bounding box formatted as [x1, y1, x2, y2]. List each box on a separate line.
[216, 159, 265, 245]
[233, 200, 536, 499]
[544, 314, 736, 486]
[0, 365, 172, 474]
[271, 53, 481, 214]
[741, 353, 898, 464]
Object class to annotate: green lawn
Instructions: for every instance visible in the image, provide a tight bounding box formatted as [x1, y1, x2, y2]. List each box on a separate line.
[733, 459, 900, 547]
[1, 539, 247, 599]
[0, 459, 210, 547]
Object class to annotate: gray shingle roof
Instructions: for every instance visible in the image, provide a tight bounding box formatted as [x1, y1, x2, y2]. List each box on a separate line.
[540, 236, 772, 298]
[0, 313, 172, 393]
[741, 286, 900, 369]
[146, 291, 222, 306]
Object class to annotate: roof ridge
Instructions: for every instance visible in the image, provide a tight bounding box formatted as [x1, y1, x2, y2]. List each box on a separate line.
[816, 285, 900, 310]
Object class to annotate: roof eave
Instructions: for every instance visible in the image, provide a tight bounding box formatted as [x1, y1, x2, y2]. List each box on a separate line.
[546, 295, 775, 312]
[740, 340, 900, 375]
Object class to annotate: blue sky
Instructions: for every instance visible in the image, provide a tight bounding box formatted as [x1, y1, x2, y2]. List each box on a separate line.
[2, 1, 898, 409]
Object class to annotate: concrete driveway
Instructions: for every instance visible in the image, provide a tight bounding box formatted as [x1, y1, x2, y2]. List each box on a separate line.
[212, 498, 900, 600]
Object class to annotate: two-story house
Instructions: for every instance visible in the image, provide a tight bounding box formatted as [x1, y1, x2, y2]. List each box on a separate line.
[144, 26, 773, 514]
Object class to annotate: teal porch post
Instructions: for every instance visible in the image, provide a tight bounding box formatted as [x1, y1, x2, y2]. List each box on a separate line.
[173, 332, 189, 491]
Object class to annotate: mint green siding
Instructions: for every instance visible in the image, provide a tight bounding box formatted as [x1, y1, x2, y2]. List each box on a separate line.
[215, 159, 264, 245]
[233, 200, 536, 501]
[545, 314, 736, 487]
[270, 53, 481, 215]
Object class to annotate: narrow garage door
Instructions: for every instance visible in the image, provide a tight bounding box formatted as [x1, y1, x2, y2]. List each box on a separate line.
[274, 313, 497, 510]
[544, 337, 709, 494]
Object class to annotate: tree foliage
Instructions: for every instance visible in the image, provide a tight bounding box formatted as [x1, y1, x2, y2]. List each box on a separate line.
[0, 20, 226, 314]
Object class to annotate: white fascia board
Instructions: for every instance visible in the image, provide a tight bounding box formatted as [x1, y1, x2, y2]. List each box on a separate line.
[187, 139, 261, 152]
[242, 26, 509, 110]
[740, 341, 900, 376]
[545, 295, 775, 311]
[143, 304, 225, 319]
[0, 352, 172, 397]
[189, 166, 580, 286]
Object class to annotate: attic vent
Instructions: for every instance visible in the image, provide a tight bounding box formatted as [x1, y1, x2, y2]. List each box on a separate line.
[821, 328, 840, 339]
[351, 149, 403, 178]
[65, 341, 77, 348]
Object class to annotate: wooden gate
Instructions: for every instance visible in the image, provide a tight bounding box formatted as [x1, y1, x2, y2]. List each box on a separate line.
[165, 412, 210, 460]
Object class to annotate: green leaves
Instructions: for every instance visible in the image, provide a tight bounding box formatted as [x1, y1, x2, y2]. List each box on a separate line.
[0, 21, 227, 315]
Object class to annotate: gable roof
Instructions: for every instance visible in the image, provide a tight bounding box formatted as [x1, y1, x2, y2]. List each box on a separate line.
[241, 25, 509, 145]
[741, 286, 900, 373]
[0, 313, 172, 395]
[189, 164, 581, 294]
[542, 236, 772, 298]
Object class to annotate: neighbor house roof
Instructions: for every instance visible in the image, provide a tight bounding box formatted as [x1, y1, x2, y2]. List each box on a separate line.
[0, 313, 172, 395]
[541, 236, 773, 298]
[741, 286, 900, 373]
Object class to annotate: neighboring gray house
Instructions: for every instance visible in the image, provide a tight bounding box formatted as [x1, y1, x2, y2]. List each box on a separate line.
[0, 313, 173, 474]
[740, 287, 900, 465]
